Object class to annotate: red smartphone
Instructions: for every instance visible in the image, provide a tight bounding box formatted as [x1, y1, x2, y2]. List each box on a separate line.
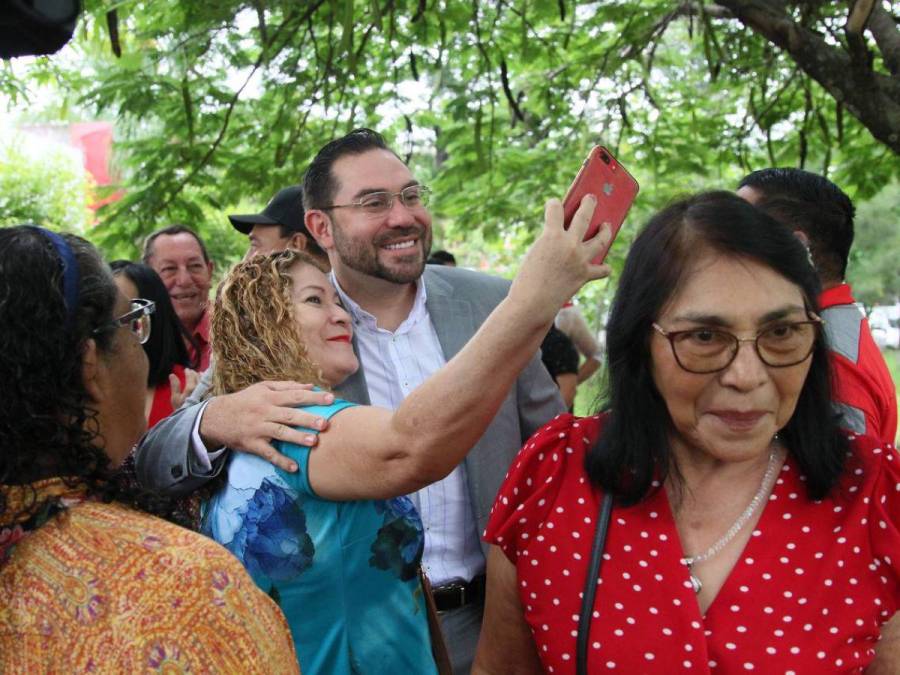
[562, 146, 639, 264]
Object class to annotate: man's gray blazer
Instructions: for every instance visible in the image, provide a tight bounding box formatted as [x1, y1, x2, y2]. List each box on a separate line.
[134, 265, 565, 547]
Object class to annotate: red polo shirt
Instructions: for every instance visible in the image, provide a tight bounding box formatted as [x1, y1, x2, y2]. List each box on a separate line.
[189, 309, 211, 373]
[819, 283, 897, 442]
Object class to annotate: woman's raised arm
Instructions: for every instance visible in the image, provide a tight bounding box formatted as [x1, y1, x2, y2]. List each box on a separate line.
[307, 195, 610, 500]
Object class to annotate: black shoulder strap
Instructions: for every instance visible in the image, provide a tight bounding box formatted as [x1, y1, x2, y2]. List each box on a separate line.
[576, 492, 614, 675]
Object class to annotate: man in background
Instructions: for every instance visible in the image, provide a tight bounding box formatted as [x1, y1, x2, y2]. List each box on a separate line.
[555, 300, 603, 384]
[738, 168, 897, 442]
[143, 225, 214, 371]
[427, 249, 456, 266]
[229, 185, 328, 265]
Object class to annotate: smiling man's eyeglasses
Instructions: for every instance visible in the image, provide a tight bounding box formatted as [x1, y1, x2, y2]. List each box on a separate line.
[322, 185, 431, 216]
[93, 298, 155, 345]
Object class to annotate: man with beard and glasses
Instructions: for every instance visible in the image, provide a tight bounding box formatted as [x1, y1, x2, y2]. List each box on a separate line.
[134, 129, 565, 673]
[302, 128, 565, 673]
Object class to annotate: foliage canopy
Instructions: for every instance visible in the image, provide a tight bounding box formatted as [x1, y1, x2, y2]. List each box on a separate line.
[3, 0, 899, 294]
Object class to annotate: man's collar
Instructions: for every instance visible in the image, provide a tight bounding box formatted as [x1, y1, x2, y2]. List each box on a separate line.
[818, 282, 854, 308]
[329, 271, 428, 330]
[193, 308, 211, 342]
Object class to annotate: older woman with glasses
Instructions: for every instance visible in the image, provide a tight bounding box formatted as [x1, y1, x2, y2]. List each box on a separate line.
[0, 226, 298, 672]
[473, 192, 900, 674]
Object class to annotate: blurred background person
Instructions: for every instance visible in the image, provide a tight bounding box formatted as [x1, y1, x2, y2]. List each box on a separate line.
[540, 323, 579, 410]
[738, 168, 897, 443]
[556, 298, 604, 384]
[0, 226, 297, 672]
[110, 260, 199, 428]
[142, 224, 214, 371]
[229, 184, 329, 266]
[427, 249, 457, 266]
[474, 193, 899, 674]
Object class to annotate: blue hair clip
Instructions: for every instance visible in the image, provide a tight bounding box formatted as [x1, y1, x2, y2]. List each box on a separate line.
[28, 226, 80, 327]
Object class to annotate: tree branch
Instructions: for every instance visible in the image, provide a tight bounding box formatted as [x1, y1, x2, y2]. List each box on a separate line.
[106, 10, 121, 58]
[713, 0, 900, 154]
[155, 4, 325, 217]
[868, 2, 900, 75]
[500, 58, 525, 123]
[845, 0, 875, 67]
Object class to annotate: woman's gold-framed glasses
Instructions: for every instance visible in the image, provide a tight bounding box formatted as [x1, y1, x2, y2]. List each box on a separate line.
[93, 298, 155, 345]
[652, 315, 824, 374]
[322, 185, 431, 216]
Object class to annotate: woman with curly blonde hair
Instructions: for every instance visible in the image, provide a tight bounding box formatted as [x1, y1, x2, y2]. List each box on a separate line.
[201, 197, 611, 674]
[211, 251, 328, 396]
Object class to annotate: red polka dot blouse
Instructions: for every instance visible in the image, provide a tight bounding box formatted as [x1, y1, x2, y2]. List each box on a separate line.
[484, 413, 900, 674]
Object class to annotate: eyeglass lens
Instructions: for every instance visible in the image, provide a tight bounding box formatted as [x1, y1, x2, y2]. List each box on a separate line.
[360, 186, 429, 212]
[672, 323, 817, 373]
[128, 301, 151, 344]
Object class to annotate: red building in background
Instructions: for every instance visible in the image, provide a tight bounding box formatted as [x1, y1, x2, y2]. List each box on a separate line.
[68, 122, 123, 211]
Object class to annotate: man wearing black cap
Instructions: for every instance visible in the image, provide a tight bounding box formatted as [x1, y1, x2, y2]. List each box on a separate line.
[229, 185, 328, 265]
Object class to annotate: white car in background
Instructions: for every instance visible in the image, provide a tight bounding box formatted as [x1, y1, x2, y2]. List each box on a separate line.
[869, 305, 900, 350]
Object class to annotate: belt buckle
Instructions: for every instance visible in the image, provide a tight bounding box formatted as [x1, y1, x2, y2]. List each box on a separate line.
[435, 582, 466, 614]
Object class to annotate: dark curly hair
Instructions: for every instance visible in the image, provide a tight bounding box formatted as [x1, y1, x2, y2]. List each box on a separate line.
[0, 226, 181, 525]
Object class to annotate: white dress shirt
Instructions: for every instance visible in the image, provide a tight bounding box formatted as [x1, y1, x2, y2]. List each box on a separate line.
[332, 272, 486, 587]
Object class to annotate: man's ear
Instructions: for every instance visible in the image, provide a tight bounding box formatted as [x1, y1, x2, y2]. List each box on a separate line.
[81, 338, 104, 403]
[288, 232, 309, 252]
[206, 259, 215, 277]
[305, 210, 333, 250]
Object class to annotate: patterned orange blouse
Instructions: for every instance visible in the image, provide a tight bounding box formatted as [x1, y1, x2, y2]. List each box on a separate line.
[0, 479, 299, 673]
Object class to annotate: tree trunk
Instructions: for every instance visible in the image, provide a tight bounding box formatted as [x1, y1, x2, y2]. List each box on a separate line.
[714, 0, 900, 154]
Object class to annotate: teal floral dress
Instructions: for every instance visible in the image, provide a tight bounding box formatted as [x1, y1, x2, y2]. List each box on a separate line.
[201, 399, 437, 675]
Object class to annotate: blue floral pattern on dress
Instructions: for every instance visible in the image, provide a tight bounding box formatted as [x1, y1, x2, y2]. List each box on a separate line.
[227, 479, 314, 582]
[202, 397, 437, 674]
[369, 497, 424, 582]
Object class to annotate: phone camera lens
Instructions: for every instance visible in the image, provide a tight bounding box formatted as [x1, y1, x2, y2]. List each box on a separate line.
[600, 152, 611, 165]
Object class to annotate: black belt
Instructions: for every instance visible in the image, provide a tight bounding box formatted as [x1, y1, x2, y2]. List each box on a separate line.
[431, 574, 486, 612]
